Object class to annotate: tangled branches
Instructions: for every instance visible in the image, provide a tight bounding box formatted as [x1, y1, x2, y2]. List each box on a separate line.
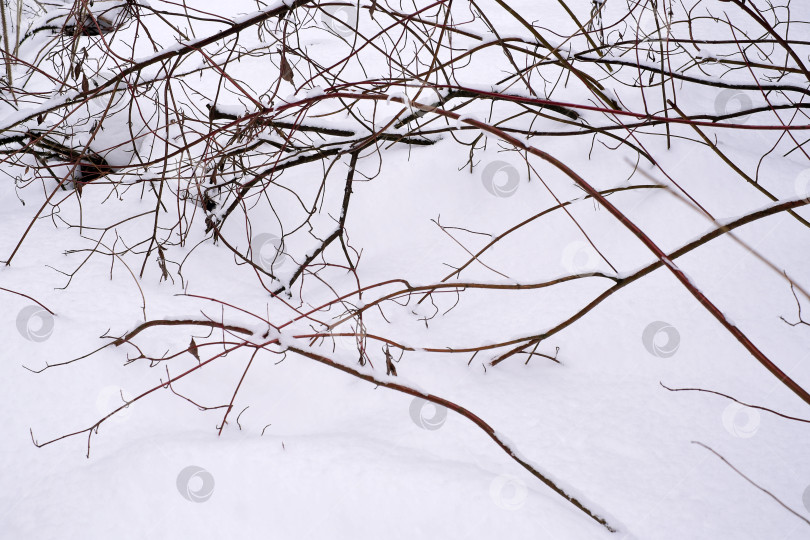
[3, 0, 810, 533]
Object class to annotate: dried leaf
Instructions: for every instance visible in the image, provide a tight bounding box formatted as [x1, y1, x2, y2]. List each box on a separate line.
[202, 193, 217, 212]
[189, 338, 200, 361]
[384, 345, 397, 376]
[279, 55, 293, 83]
[157, 245, 169, 281]
[81, 75, 89, 93]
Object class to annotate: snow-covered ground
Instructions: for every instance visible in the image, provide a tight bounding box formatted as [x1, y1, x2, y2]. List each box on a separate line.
[1, 1, 810, 538]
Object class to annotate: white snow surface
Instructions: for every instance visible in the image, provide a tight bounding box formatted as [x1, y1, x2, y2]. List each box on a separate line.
[1, 1, 810, 539]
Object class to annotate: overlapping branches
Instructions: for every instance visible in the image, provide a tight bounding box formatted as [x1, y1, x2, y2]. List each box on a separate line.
[5, 0, 810, 533]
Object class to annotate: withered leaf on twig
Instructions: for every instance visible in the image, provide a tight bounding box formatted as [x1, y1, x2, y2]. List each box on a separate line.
[279, 55, 293, 83]
[157, 245, 170, 281]
[81, 74, 89, 93]
[384, 345, 397, 376]
[189, 338, 200, 361]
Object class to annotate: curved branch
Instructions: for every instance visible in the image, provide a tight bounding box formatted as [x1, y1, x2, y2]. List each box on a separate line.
[287, 345, 619, 533]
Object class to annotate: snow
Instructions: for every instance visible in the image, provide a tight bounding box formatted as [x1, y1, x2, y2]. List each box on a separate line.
[1, 1, 810, 539]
